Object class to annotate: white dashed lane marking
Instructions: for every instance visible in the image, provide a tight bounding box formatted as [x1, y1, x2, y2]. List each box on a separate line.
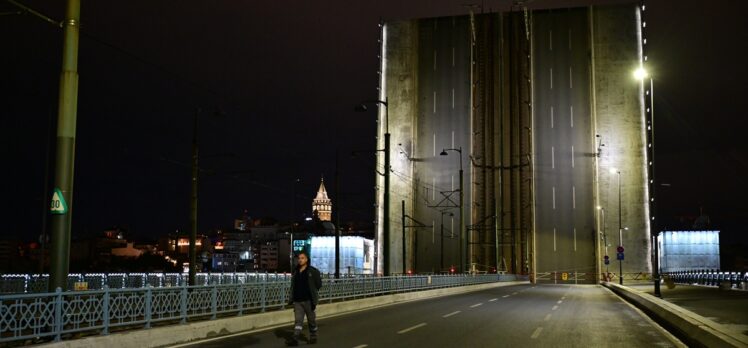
[442, 311, 460, 318]
[398, 323, 427, 334]
[470, 303, 483, 308]
[531, 327, 543, 339]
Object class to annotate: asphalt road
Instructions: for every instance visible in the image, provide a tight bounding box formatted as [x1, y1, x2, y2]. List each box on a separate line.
[175, 284, 683, 347]
[411, 16, 471, 274]
[533, 8, 597, 281]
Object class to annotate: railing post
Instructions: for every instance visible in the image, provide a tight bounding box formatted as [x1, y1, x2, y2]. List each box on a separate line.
[211, 285, 217, 320]
[102, 286, 110, 335]
[237, 284, 244, 316]
[261, 279, 267, 313]
[54, 287, 63, 342]
[145, 286, 152, 329]
[180, 286, 188, 324]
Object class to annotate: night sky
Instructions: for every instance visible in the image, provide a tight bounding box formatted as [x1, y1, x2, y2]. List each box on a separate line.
[2, 1, 746, 250]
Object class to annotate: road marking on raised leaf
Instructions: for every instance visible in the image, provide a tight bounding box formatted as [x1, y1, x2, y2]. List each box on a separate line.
[531, 327, 544, 339]
[443, 311, 460, 318]
[398, 323, 427, 334]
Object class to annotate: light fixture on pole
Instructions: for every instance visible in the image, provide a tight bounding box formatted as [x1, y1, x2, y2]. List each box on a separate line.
[440, 147, 464, 273]
[635, 65, 661, 297]
[440, 211, 454, 273]
[609, 167, 623, 285]
[355, 99, 389, 275]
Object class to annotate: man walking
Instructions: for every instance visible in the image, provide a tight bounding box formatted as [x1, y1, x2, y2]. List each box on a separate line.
[289, 252, 322, 345]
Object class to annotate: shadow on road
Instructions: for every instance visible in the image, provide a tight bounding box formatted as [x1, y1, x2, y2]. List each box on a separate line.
[274, 327, 308, 346]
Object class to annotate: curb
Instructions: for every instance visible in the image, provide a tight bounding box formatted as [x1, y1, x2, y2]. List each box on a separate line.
[38, 281, 527, 348]
[602, 282, 748, 348]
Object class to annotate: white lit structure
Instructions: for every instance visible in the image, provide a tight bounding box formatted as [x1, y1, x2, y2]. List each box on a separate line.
[658, 231, 720, 272]
[309, 236, 374, 275]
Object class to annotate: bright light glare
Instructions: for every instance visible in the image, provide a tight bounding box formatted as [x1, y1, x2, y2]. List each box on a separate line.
[609, 167, 618, 174]
[634, 67, 648, 80]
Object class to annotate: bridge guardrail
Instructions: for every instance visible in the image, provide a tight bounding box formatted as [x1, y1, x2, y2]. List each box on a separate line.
[0, 274, 524, 345]
[663, 270, 747, 290]
[0, 272, 302, 294]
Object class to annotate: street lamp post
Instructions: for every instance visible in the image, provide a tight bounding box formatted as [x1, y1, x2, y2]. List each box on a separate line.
[440, 147, 464, 273]
[48, 0, 81, 293]
[636, 67, 661, 297]
[610, 167, 623, 285]
[598, 206, 609, 276]
[356, 99, 389, 275]
[440, 211, 454, 273]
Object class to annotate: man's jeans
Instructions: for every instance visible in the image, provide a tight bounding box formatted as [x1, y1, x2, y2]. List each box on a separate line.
[293, 301, 317, 336]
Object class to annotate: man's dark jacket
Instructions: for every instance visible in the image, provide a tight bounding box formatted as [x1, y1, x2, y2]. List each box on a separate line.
[289, 265, 322, 306]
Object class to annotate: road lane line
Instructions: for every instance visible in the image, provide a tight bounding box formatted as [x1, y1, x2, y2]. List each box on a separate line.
[553, 228, 556, 251]
[512, 292, 518, 295]
[557, 300, 563, 304]
[550, 68, 553, 89]
[443, 311, 461, 318]
[551, 146, 555, 169]
[398, 323, 427, 334]
[561, 296, 566, 300]
[470, 303, 483, 308]
[569, 66, 573, 89]
[573, 227, 577, 251]
[550, 106, 554, 128]
[544, 314, 552, 321]
[353, 345, 368, 348]
[571, 145, 575, 168]
[549, 30, 553, 51]
[433, 91, 436, 113]
[572, 186, 576, 209]
[531, 327, 543, 339]
[489, 298, 498, 302]
[552, 187, 556, 209]
[502, 295, 510, 298]
[570, 105, 574, 128]
[552, 305, 559, 310]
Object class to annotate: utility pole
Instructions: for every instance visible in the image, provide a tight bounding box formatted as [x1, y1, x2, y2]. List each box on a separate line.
[401, 200, 406, 275]
[355, 99, 389, 275]
[189, 110, 199, 286]
[616, 170, 623, 285]
[383, 103, 390, 276]
[49, 0, 81, 292]
[335, 150, 340, 279]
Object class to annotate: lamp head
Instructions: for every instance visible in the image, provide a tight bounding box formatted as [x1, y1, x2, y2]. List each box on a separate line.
[440, 150, 448, 156]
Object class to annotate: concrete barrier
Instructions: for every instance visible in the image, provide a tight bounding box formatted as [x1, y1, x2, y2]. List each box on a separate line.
[602, 282, 748, 348]
[39, 281, 526, 348]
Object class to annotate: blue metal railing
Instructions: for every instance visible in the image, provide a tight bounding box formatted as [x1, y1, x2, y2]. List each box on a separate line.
[0, 272, 301, 294]
[0, 274, 523, 344]
[664, 270, 748, 289]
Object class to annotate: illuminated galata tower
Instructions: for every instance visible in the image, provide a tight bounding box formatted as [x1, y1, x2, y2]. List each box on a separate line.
[312, 177, 332, 221]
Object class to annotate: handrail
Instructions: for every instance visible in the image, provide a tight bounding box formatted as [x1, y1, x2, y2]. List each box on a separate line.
[0, 274, 525, 344]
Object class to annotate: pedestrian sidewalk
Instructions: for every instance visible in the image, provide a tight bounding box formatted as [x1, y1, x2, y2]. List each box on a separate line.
[628, 283, 748, 337]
